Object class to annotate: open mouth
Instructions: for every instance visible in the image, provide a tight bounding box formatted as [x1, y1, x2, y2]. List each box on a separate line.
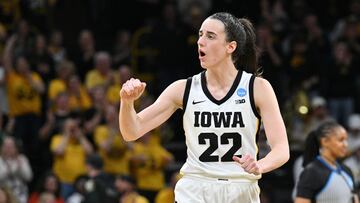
[199, 50, 206, 57]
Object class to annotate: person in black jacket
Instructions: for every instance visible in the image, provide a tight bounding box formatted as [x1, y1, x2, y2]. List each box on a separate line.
[82, 153, 117, 203]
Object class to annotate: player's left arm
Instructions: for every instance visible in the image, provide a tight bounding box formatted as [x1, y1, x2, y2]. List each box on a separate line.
[233, 77, 289, 175]
[255, 77, 289, 173]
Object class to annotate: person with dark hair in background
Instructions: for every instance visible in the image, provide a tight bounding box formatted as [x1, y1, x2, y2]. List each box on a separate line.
[294, 121, 359, 203]
[66, 175, 88, 203]
[71, 30, 96, 82]
[28, 170, 64, 203]
[0, 136, 32, 203]
[82, 153, 117, 203]
[94, 105, 132, 177]
[114, 175, 149, 203]
[50, 118, 93, 200]
[119, 12, 289, 202]
[3, 34, 45, 185]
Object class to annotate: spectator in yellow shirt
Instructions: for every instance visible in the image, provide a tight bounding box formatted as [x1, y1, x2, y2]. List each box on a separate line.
[48, 60, 91, 114]
[67, 75, 92, 113]
[85, 51, 115, 93]
[50, 118, 93, 200]
[106, 64, 132, 105]
[154, 171, 181, 203]
[3, 35, 45, 178]
[94, 105, 132, 176]
[130, 132, 174, 203]
[83, 85, 108, 138]
[39, 92, 83, 171]
[48, 60, 75, 101]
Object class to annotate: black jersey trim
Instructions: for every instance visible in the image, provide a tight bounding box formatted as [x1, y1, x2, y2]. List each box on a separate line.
[249, 75, 261, 119]
[201, 70, 242, 105]
[182, 76, 193, 112]
[255, 119, 262, 161]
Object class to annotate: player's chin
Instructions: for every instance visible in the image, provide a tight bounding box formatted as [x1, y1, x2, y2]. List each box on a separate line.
[200, 64, 208, 69]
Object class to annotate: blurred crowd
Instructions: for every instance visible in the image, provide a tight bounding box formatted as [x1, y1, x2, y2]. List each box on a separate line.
[0, 0, 360, 203]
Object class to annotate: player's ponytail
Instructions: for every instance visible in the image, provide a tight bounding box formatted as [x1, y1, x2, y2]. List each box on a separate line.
[209, 13, 259, 75]
[238, 18, 260, 76]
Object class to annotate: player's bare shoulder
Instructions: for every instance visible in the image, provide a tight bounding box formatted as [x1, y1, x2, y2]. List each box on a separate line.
[253, 76, 277, 107]
[253, 76, 272, 91]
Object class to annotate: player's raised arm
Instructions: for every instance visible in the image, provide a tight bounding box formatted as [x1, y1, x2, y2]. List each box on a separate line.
[119, 78, 185, 141]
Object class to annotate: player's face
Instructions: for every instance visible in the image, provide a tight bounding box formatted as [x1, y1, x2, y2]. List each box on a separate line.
[197, 18, 232, 69]
[325, 127, 349, 159]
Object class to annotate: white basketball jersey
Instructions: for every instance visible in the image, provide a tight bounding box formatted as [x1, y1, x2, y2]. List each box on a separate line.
[181, 70, 261, 180]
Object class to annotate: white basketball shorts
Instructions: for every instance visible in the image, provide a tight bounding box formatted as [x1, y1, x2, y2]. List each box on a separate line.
[174, 174, 260, 203]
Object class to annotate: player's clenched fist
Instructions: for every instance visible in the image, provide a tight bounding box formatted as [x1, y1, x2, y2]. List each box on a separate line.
[120, 78, 146, 102]
[233, 154, 262, 175]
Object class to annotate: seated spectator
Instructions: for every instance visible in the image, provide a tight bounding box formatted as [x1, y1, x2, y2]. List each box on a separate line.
[111, 30, 131, 67]
[28, 170, 64, 203]
[85, 51, 115, 93]
[67, 75, 92, 114]
[82, 153, 117, 203]
[106, 64, 132, 106]
[94, 105, 132, 176]
[50, 118, 93, 200]
[39, 92, 79, 171]
[28, 33, 55, 86]
[83, 85, 108, 138]
[0, 136, 32, 203]
[66, 175, 88, 203]
[326, 40, 357, 126]
[115, 175, 148, 203]
[130, 132, 174, 203]
[48, 60, 75, 102]
[38, 192, 56, 203]
[71, 30, 96, 82]
[40, 92, 76, 140]
[154, 172, 181, 203]
[47, 30, 67, 64]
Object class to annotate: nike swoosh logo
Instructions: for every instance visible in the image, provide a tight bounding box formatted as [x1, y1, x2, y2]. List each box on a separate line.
[192, 100, 206, 105]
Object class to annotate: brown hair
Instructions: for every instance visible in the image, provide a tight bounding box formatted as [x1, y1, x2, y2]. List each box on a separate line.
[209, 12, 260, 75]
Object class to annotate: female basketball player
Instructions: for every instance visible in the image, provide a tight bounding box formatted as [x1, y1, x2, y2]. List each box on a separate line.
[119, 12, 289, 203]
[294, 121, 359, 203]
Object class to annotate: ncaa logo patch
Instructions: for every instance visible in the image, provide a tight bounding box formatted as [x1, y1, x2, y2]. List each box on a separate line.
[237, 88, 247, 97]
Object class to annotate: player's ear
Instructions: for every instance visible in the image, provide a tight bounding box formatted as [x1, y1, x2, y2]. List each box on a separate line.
[227, 41, 237, 54]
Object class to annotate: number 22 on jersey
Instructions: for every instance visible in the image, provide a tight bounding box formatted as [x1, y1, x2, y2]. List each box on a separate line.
[198, 132, 242, 162]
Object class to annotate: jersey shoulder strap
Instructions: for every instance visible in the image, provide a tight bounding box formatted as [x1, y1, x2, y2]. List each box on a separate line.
[182, 76, 193, 111]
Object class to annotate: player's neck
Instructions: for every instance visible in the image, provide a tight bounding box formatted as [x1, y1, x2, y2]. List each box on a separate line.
[205, 65, 238, 88]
